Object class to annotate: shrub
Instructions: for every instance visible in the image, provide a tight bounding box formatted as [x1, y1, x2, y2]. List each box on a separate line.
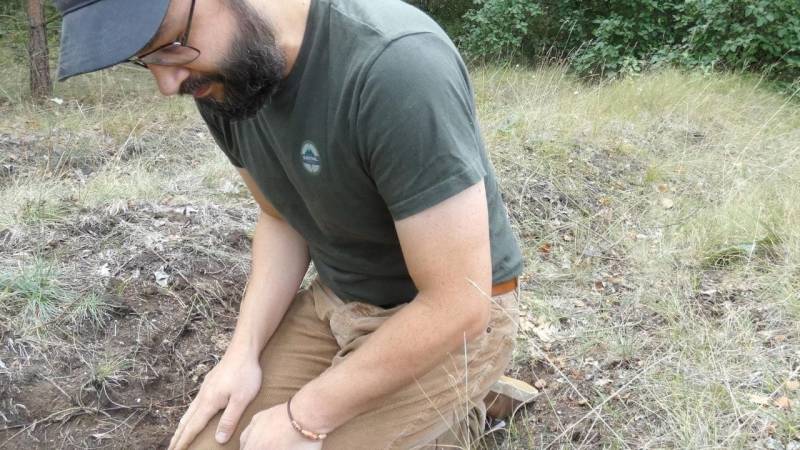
[419, 0, 800, 85]
[461, 0, 542, 59]
[675, 0, 800, 80]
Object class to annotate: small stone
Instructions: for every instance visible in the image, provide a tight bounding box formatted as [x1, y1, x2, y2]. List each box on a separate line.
[765, 437, 785, 450]
[485, 376, 539, 419]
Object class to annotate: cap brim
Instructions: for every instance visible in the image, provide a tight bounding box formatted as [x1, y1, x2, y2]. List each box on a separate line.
[57, 0, 171, 81]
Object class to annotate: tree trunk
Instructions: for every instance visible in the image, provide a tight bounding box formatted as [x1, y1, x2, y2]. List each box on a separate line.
[27, 0, 52, 102]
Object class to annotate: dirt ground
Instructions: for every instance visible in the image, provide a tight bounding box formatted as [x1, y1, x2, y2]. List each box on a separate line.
[1, 203, 252, 447]
[0, 125, 642, 449]
[0, 124, 260, 447]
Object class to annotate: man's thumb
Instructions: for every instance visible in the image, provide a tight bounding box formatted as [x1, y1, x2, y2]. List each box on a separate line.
[215, 400, 246, 443]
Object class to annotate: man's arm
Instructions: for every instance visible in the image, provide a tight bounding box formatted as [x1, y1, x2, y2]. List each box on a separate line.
[170, 168, 310, 449]
[290, 179, 492, 434]
[226, 168, 311, 359]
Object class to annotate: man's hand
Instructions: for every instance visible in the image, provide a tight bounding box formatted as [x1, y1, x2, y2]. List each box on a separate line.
[240, 403, 324, 450]
[169, 354, 263, 450]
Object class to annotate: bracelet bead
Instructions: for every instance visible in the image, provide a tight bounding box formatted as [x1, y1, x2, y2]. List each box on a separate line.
[287, 397, 327, 441]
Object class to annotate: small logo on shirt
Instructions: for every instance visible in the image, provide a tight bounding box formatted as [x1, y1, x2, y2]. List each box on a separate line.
[301, 141, 321, 174]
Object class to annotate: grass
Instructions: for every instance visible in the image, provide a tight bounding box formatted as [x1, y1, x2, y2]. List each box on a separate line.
[69, 291, 113, 328]
[0, 257, 69, 328]
[79, 352, 135, 407]
[473, 62, 800, 447]
[2, 44, 800, 447]
[0, 258, 116, 335]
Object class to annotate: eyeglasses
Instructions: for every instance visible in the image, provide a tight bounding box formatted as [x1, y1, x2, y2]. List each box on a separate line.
[128, 0, 200, 68]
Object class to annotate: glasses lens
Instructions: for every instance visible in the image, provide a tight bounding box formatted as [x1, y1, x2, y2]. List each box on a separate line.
[140, 43, 200, 66]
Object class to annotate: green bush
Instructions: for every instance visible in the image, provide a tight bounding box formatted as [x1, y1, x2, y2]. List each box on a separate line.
[461, 0, 542, 58]
[405, 0, 474, 37]
[419, 0, 800, 85]
[565, 0, 684, 76]
[676, 0, 800, 80]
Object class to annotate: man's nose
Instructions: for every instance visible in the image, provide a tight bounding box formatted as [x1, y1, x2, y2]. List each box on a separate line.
[148, 65, 192, 96]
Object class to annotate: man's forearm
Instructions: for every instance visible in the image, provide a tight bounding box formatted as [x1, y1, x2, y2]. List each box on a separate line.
[227, 211, 310, 359]
[290, 287, 490, 433]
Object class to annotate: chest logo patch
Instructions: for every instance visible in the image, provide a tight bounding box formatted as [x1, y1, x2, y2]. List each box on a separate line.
[301, 141, 321, 174]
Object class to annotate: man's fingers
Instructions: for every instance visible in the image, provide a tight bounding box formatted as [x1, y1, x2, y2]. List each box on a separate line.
[215, 398, 248, 444]
[169, 397, 200, 450]
[240, 422, 252, 447]
[172, 404, 223, 450]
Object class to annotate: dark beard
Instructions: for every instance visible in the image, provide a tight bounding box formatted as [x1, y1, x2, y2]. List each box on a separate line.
[182, 0, 286, 120]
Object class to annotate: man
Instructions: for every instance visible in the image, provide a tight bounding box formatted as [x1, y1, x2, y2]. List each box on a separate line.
[54, 0, 523, 448]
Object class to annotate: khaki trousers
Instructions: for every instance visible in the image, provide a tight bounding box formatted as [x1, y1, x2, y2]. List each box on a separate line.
[188, 279, 519, 449]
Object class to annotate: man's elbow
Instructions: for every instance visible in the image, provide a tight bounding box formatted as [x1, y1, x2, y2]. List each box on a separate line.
[416, 277, 493, 343]
[461, 295, 492, 342]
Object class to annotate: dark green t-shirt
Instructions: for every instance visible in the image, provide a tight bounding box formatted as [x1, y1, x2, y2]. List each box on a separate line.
[199, 0, 522, 307]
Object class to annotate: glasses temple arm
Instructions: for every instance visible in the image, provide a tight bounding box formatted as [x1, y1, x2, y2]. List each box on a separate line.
[181, 0, 197, 43]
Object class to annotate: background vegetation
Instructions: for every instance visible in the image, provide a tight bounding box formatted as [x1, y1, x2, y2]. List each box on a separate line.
[411, 0, 800, 88]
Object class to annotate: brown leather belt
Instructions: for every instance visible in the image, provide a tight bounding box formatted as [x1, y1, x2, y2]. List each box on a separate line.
[492, 277, 519, 296]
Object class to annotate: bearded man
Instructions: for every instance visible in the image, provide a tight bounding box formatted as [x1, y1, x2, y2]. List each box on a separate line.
[54, 0, 523, 448]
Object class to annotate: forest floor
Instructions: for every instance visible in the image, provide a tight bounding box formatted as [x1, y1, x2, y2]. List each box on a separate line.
[1, 53, 800, 449]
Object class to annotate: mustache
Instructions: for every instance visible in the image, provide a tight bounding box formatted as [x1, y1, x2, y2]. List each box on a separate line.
[179, 74, 224, 96]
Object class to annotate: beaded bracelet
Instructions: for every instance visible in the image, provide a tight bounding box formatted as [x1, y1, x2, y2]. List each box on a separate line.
[287, 397, 328, 441]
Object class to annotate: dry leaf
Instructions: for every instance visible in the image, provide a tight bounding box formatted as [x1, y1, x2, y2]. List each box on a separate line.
[749, 394, 771, 406]
[774, 396, 792, 409]
[532, 322, 557, 343]
[153, 267, 170, 288]
[538, 243, 552, 254]
[608, 276, 625, 285]
[96, 263, 111, 277]
[220, 180, 239, 193]
[518, 317, 534, 333]
[657, 183, 670, 193]
[534, 379, 547, 389]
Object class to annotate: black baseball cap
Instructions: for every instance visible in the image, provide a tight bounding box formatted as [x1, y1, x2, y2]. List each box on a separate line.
[54, 0, 171, 80]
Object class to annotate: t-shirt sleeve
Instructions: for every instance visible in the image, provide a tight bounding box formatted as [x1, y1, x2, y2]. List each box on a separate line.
[357, 33, 487, 221]
[197, 103, 244, 168]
